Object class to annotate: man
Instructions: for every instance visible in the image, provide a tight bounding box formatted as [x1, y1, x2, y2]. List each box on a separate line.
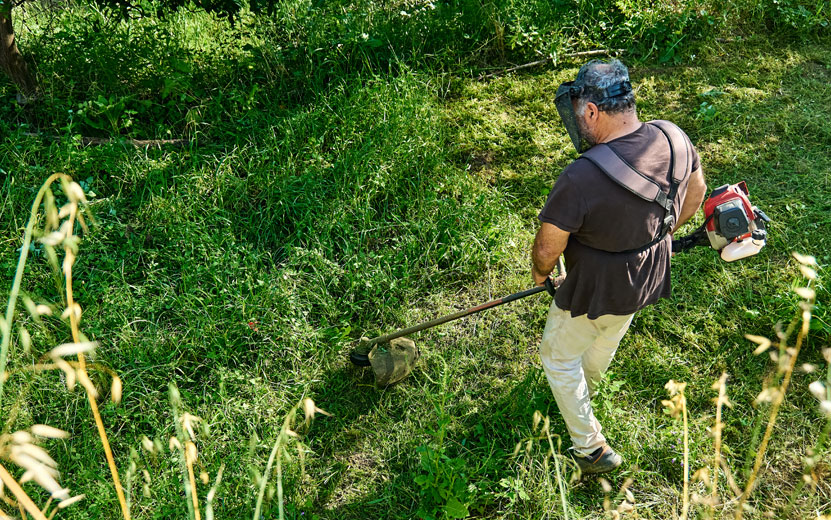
[531, 60, 707, 475]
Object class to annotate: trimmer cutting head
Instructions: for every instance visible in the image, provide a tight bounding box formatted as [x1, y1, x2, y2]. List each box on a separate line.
[351, 337, 420, 387]
[368, 337, 420, 387]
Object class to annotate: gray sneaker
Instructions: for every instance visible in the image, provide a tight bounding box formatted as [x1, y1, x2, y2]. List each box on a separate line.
[568, 445, 622, 475]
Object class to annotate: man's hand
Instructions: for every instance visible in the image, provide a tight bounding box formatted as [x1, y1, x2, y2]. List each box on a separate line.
[532, 222, 570, 286]
[532, 266, 550, 286]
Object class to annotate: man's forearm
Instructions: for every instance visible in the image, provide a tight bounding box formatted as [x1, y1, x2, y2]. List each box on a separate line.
[532, 246, 562, 279]
[531, 222, 570, 284]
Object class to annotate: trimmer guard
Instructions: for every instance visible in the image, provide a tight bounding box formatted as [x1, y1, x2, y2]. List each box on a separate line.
[368, 337, 420, 387]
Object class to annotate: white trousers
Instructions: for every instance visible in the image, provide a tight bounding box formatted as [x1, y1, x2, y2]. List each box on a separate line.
[539, 302, 634, 455]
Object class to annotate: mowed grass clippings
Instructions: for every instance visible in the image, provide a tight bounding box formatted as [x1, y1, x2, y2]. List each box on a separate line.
[0, 14, 830, 520]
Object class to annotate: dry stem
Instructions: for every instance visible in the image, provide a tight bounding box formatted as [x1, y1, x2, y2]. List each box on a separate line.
[734, 314, 810, 518]
[62, 187, 130, 520]
[681, 391, 690, 520]
[254, 402, 300, 520]
[0, 462, 48, 520]
[185, 442, 201, 520]
[712, 373, 728, 510]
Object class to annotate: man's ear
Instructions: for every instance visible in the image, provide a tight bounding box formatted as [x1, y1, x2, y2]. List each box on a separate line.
[584, 101, 599, 122]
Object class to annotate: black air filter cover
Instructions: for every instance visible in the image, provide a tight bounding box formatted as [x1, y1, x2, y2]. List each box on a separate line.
[714, 200, 749, 240]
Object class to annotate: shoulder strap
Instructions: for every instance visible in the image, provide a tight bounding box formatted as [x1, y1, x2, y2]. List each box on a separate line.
[649, 120, 690, 185]
[580, 144, 665, 204]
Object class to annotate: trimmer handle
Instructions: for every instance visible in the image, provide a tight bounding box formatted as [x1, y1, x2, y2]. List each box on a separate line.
[544, 277, 557, 297]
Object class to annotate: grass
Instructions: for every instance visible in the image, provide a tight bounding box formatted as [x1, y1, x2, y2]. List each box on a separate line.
[0, 3, 830, 519]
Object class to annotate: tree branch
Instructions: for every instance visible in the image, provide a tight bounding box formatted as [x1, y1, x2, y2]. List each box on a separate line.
[477, 49, 624, 81]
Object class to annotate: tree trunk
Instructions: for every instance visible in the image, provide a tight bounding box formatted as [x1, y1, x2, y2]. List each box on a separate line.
[0, 6, 37, 101]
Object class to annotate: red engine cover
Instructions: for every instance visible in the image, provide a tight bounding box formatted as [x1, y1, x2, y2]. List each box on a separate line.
[704, 181, 755, 240]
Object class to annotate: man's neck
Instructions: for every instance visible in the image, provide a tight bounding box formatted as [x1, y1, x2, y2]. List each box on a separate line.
[596, 112, 641, 144]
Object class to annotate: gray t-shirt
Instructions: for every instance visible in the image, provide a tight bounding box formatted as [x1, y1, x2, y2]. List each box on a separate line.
[538, 121, 701, 319]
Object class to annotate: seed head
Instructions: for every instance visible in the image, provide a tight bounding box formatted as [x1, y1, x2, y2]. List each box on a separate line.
[809, 381, 827, 400]
[303, 398, 316, 428]
[754, 387, 782, 405]
[59, 302, 82, 323]
[111, 375, 122, 404]
[168, 382, 182, 407]
[141, 436, 156, 454]
[49, 341, 97, 359]
[795, 287, 816, 300]
[745, 334, 772, 355]
[532, 410, 543, 432]
[66, 182, 87, 204]
[45, 189, 59, 230]
[39, 231, 65, 247]
[599, 478, 612, 493]
[792, 252, 817, 266]
[57, 494, 85, 509]
[181, 413, 202, 440]
[30, 425, 69, 439]
[58, 202, 75, 220]
[800, 265, 818, 280]
[19, 328, 31, 353]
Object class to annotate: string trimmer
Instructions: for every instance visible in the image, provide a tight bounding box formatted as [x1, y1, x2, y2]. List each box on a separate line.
[353, 181, 770, 386]
[350, 259, 564, 386]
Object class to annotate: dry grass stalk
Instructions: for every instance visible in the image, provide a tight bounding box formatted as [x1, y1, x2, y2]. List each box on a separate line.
[0, 463, 48, 520]
[253, 397, 329, 520]
[515, 412, 572, 518]
[734, 252, 817, 519]
[0, 173, 120, 519]
[711, 372, 730, 511]
[663, 380, 690, 519]
[205, 463, 225, 520]
[540, 415, 569, 519]
[56, 178, 130, 520]
[185, 442, 201, 520]
[168, 383, 197, 520]
[0, 173, 71, 411]
[783, 350, 831, 516]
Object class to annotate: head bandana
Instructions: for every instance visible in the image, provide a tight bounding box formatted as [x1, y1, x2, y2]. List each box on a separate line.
[555, 73, 633, 154]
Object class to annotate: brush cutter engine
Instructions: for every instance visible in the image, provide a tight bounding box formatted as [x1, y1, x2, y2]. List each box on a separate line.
[673, 181, 770, 261]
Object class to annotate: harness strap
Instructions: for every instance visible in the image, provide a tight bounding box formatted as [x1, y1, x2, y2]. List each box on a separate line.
[577, 120, 691, 254]
[581, 144, 665, 203]
[651, 119, 691, 185]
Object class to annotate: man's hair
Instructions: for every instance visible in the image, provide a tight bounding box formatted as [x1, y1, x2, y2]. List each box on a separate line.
[574, 59, 636, 115]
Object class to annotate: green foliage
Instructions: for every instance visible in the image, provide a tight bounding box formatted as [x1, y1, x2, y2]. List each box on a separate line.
[757, 0, 830, 33]
[413, 367, 478, 520]
[1, 1, 831, 519]
[415, 443, 472, 520]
